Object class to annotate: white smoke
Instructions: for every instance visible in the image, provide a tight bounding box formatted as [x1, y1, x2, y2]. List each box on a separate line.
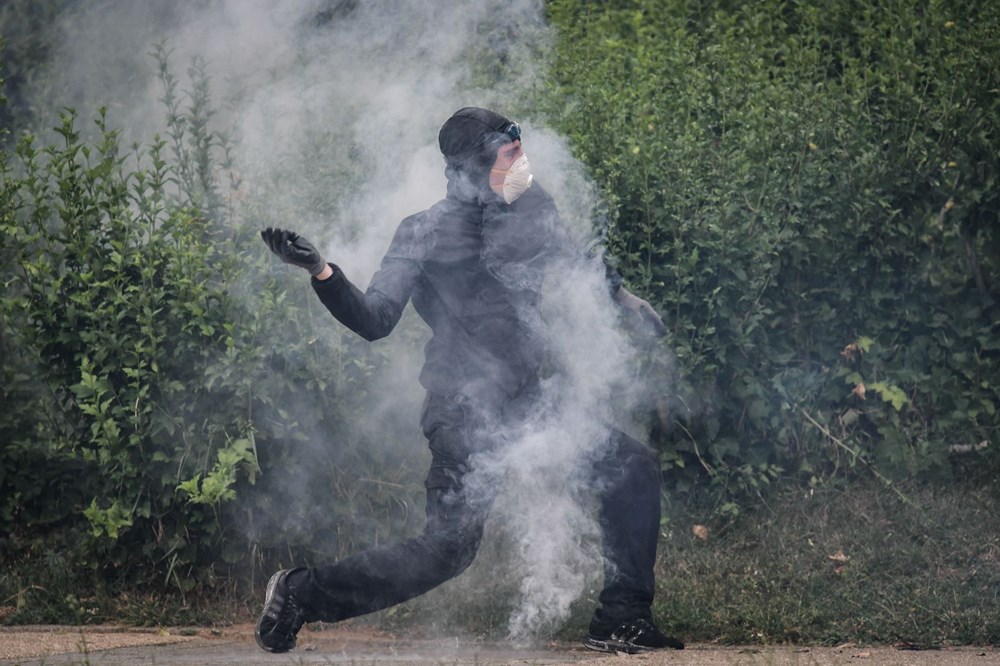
[485, 257, 640, 640]
[27, 0, 657, 642]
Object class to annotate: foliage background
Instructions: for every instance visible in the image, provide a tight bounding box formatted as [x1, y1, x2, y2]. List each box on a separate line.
[1, 0, 998, 643]
[541, 0, 998, 501]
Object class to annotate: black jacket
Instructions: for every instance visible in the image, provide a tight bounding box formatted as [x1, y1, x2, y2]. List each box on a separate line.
[312, 182, 621, 406]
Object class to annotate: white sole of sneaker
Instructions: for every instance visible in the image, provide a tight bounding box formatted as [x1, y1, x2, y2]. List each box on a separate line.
[584, 636, 648, 654]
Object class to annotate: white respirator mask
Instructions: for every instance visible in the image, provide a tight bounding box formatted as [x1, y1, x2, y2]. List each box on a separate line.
[493, 153, 534, 204]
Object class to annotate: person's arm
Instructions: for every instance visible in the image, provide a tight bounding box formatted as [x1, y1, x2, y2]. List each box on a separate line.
[261, 226, 419, 342]
[485, 185, 667, 335]
[506, 188, 666, 336]
[492, 184, 627, 295]
[311, 260, 414, 341]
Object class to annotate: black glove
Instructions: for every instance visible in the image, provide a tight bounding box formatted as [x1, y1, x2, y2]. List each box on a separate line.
[615, 287, 668, 337]
[261, 227, 327, 277]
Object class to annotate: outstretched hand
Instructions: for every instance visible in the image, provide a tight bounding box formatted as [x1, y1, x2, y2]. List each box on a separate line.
[261, 227, 327, 276]
[615, 287, 668, 337]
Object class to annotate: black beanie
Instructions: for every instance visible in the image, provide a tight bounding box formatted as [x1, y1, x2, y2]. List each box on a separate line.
[438, 107, 515, 167]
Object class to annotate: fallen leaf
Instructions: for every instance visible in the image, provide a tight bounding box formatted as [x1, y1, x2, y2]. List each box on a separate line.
[692, 524, 709, 541]
[828, 549, 850, 563]
[851, 383, 866, 400]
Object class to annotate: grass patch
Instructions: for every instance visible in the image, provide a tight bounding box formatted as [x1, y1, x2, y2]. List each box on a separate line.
[4, 478, 998, 647]
[656, 479, 1000, 645]
[0, 536, 242, 628]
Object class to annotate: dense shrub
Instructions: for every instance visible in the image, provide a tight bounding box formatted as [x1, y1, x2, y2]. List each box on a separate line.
[542, 0, 999, 509]
[0, 53, 424, 617]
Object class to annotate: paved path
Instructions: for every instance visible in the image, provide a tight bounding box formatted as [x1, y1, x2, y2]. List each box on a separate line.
[1, 624, 996, 665]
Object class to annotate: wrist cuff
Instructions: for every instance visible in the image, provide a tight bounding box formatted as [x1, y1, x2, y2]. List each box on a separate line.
[311, 262, 341, 282]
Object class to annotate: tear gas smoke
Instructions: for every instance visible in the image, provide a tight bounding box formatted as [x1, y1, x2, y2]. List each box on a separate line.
[472, 256, 640, 639]
[28, 0, 664, 641]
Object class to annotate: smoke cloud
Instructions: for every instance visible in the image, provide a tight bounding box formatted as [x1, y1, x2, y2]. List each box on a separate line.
[480, 257, 639, 639]
[27, 0, 661, 642]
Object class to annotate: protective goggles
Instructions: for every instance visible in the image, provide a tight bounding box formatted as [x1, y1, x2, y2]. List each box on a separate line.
[481, 121, 523, 154]
[502, 121, 522, 143]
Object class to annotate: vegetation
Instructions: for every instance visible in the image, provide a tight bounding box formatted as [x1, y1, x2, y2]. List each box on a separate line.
[0, 46, 426, 623]
[1, 0, 998, 645]
[541, 0, 999, 505]
[654, 482, 1000, 646]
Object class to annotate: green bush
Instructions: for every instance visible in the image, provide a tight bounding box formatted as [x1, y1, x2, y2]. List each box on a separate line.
[542, 0, 999, 510]
[0, 53, 424, 619]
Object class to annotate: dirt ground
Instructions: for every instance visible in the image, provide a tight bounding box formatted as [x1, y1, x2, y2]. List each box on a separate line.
[0, 624, 996, 665]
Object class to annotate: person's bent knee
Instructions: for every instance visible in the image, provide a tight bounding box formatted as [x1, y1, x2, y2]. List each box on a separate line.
[612, 432, 657, 470]
[595, 430, 660, 492]
[425, 522, 483, 579]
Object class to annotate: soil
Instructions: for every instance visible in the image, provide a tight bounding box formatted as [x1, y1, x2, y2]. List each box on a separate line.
[0, 624, 996, 665]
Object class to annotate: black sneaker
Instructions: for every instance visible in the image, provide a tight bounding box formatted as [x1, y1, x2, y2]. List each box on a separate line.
[255, 568, 306, 653]
[584, 617, 684, 654]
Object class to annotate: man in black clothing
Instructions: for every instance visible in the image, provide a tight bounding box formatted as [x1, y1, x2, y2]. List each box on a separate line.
[255, 107, 683, 654]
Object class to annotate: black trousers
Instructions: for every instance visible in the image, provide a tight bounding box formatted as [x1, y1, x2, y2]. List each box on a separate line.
[291, 391, 661, 628]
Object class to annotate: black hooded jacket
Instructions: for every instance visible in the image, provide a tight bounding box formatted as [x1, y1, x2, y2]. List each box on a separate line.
[312, 181, 622, 406]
